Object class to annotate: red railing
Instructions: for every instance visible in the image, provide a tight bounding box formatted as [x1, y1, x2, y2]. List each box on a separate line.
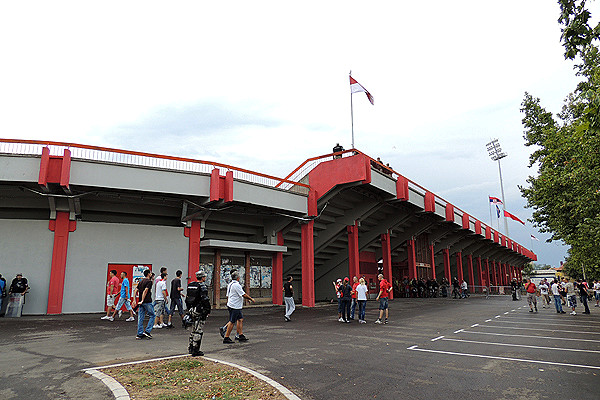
[0, 138, 310, 191]
[279, 148, 532, 257]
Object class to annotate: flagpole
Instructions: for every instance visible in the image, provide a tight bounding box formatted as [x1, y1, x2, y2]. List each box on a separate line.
[350, 71, 355, 149]
[488, 195, 493, 226]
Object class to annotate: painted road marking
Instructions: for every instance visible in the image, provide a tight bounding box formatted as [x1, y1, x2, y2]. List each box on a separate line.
[454, 329, 464, 334]
[486, 319, 600, 328]
[497, 316, 600, 326]
[407, 346, 600, 371]
[431, 336, 445, 342]
[504, 312, 509, 314]
[485, 319, 492, 322]
[441, 338, 600, 354]
[495, 315, 501, 318]
[460, 330, 600, 344]
[470, 324, 479, 327]
[480, 325, 600, 335]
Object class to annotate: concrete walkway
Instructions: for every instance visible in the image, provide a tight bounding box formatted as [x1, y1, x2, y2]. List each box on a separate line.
[0, 296, 598, 399]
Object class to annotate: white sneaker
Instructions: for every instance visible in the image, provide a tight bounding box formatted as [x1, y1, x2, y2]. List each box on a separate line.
[338, 318, 344, 322]
[101, 316, 110, 320]
[375, 319, 382, 324]
[126, 316, 135, 322]
[160, 323, 167, 328]
[153, 324, 162, 329]
[570, 311, 577, 315]
[118, 310, 123, 318]
[108, 316, 114, 321]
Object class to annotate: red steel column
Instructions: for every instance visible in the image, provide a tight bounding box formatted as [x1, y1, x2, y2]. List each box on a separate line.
[381, 232, 393, 299]
[467, 254, 474, 292]
[456, 252, 464, 282]
[407, 239, 417, 279]
[443, 248, 451, 282]
[430, 244, 436, 281]
[47, 211, 77, 314]
[347, 222, 359, 279]
[272, 232, 284, 305]
[490, 261, 496, 287]
[301, 221, 315, 307]
[476, 256, 483, 292]
[485, 258, 490, 289]
[184, 220, 202, 282]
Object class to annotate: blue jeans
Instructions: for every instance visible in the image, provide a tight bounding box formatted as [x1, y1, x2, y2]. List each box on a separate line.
[358, 300, 366, 321]
[169, 297, 184, 316]
[137, 303, 155, 336]
[350, 299, 357, 319]
[553, 295, 563, 313]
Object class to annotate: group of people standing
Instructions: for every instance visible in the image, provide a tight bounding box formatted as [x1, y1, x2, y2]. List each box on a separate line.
[523, 277, 598, 315]
[333, 274, 392, 324]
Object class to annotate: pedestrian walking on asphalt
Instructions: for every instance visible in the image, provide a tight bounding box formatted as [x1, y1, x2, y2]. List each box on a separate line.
[375, 274, 392, 324]
[167, 270, 185, 328]
[525, 279, 538, 313]
[333, 278, 343, 321]
[461, 279, 469, 298]
[185, 270, 211, 356]
[350, 276, 359, 320]
[283, 275, 295, 322]
[0, 274, 6, 316]
[452, 277, 460, 299]
[102, 270, 119, 320]
[577, 279, 590, 314]
[339, 277, 352, 323]
[356, 277, 369, 323]
[551, 279, 565, 314]
[153, 272, 169, 328]
[222, 271, 254, 344]
[132, 269, 155, 339]
[565, 278, 578, 315]
[511, 278, 519, 301]
[594, 280, 600, 307]
[110, 271, 136, 321]
[539, 279, 550, 308]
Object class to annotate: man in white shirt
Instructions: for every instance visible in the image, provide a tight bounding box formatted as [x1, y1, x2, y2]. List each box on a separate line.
[593, 280, 600, 307]
[153, 272, 169, 328]
[564, 278, 578, 315]
[551, 279, 565, 314]
[539, 279, 550, 308]
[223, 271, 254, 344]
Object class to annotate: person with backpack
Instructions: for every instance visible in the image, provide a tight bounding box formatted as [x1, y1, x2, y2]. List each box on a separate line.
[525, 279, 538, 313]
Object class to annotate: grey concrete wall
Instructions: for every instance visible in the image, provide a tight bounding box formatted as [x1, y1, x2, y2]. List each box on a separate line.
[0, 219, 53, 315]
[0, 155, 40, 182]
[62, 222, 188, 313]
[233, 180, 307, 214]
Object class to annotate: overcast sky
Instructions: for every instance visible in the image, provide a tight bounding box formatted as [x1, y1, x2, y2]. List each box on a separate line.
[2, 1, 597, 267]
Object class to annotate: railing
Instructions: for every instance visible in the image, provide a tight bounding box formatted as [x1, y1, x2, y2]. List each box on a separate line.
[0, 139, 310, 192]
[278, 148, 533, 258]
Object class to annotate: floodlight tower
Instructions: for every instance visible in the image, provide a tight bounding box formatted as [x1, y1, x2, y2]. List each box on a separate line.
[486, 139, 509, 237]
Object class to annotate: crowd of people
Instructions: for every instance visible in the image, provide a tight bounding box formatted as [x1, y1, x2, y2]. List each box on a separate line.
[521, 277, 599, 315]
[0, 273, 30, 317]
[333, 274, 392, 324]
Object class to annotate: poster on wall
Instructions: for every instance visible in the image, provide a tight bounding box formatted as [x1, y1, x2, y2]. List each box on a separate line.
[199, 263, 214, 287]
[261, 266, 272, 288]
[250, 266, 261, 288]
[132, 265, 150, 297]
[220, 265, 245, 288]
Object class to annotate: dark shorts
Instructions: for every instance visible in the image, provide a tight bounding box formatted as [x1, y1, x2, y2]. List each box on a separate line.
[379, 297, 389, 310]
[228, 307, 243, 323]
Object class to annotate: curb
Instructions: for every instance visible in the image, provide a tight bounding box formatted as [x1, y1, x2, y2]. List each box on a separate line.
[82, 353, 301, 400]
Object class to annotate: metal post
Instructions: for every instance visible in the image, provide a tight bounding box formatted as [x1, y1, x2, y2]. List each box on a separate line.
[497, 158, 509, 237]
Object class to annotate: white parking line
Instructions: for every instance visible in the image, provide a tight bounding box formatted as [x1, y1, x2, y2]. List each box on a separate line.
[495, 315, 501, 318]
[431, 336, 445, 342]
[441, 338, 600, 354]
[407, 345, 600, 371]
[480, 325, 600, 335]
[461, 330, 600, 343]
[485, 319, 492, 322]
[454, 329, 464, 334]
[470, 324, 479, 327]
[484, 319, 600, 327]
[495, 316, 600, 326]
[504, 312, 509, 314]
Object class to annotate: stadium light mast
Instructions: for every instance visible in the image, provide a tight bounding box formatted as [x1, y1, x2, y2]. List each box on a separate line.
[486, 139, 509, 237]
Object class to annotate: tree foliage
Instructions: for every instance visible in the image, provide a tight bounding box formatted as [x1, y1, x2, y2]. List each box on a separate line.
[520, 0, 600, 279]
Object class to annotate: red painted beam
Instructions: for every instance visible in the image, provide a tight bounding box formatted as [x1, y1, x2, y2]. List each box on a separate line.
[210, 168, 220, 202]
[445, 204, 454, 222]
[456, 252, 464, 282]
[443, 248, 451, 282]
[224, 171, 234, 202]
[429, 243, 436, 281]
[407, 239, 417, 279]
[462, 213, 470, 230]
[396, 176, 409, 201]
[467, 254, 474, 291]
[184, 220, 202, 282]
[301, 221, 315, 307]
[424, 192, 435, 213]
[347, 223, 359, 279]
[381, 232, 393, 299]
[47, 211, 77, 314]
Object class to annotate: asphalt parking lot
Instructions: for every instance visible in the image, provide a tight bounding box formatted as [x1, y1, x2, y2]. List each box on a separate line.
[0, 295, 598, 400]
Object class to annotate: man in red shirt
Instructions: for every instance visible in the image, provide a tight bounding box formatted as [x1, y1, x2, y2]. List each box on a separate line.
[375, 274, 392, 324]
[102, 270, 120, 321]
[525, 278, 538, 313]
[350, 276, 359, 320]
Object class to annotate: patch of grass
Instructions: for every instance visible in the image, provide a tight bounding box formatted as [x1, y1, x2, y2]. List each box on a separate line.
[102, 357, 287, 400]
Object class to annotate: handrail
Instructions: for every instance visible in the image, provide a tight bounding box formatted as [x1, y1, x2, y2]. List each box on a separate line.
[0, 138, 310, 190]
[279, 147, 532, 256]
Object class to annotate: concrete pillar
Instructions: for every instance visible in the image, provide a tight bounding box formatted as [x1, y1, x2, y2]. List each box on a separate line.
[430, 244, 436, 281]
[381, 232, 393, 299]
[476, 257, 483, 293]
[467, 254, 474, 292]
[456, 252, 464, 282]
[443, 248, 451, 282]
[407, 239, 417, 279]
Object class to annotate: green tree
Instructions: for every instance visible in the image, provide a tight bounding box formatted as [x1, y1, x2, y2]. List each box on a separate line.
[520, 0, 600, 279]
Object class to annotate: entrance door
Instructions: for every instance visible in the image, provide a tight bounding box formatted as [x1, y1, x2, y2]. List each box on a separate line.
[106, 264, 152, 313]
